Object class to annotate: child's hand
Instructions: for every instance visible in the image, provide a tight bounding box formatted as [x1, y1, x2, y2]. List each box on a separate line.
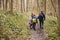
[29, 23, 30, 24]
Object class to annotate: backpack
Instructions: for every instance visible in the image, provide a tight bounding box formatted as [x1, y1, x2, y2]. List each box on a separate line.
[32, 18, 36, 23]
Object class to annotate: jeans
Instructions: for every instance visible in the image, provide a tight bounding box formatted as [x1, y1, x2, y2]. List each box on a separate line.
[39, 21, 44, 29]
[32, 23, 36, 30]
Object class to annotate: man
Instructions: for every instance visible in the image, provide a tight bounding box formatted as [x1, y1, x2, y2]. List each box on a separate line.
[38, 11, 45, 29]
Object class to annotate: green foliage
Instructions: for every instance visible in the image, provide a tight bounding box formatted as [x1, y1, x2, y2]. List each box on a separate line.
[44, 15, 58, 40]
[0, 11, 30, 40]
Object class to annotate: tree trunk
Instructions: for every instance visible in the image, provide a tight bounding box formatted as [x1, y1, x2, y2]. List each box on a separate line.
[16, 0, 18, 10]
[0, 0, 1, 9]
[26, 0, 28, 12]
[37, 0, 40, 12]
[44, 0, 46, 14]
[21, 0, 23, 13]
[2, 0, 8, 11]
[40, 0, 46, 14]
[23, 0, 25, 12]
[6, 0, 7, 10]
[51, 0, 56, 16]
[58, 0, 60, 36]
[9, 0, 13, 14]
[3, 0, 4, 10]
[25, 0, 27, 12]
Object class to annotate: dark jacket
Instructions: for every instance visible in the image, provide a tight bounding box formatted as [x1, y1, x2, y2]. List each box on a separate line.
[38, 12, 45, 21]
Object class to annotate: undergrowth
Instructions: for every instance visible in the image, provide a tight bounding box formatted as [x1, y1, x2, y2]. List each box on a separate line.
[44, 15, 59, 40]
[0, 11, 30, 40]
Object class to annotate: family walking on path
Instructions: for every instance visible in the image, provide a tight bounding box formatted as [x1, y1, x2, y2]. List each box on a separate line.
[29, 11, 45, 31]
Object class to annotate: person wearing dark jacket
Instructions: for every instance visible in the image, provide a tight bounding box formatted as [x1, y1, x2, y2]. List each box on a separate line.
[38, 11, 45, 29]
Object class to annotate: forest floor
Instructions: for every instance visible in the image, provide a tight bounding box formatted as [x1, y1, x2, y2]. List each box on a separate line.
[30, 24, 47, 40]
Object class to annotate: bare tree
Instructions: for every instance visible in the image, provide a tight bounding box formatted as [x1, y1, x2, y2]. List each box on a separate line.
[37, 0, 40, 12]
[20, 0, 22, 12]
[58, 0, 60, 36]
[9, 0, 13, 14]
[0, 0, 1, 9]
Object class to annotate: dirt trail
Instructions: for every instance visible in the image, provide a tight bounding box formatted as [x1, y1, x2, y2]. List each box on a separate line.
[30, 24, 47, 40]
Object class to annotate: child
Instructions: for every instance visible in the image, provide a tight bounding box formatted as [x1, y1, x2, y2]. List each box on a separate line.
[32, 15, 37, 30]
[29, 18, 33, 29]
[29, 13, 34, 29]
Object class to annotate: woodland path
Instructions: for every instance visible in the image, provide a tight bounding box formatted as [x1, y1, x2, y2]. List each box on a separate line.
[30, 24, 47, 40]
